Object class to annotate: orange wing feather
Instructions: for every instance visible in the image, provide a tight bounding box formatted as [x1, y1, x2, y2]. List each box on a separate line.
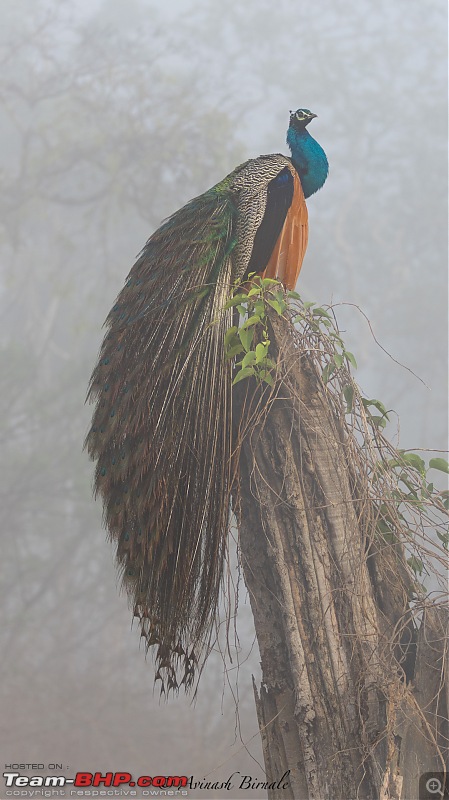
[259, 168, 308, 290]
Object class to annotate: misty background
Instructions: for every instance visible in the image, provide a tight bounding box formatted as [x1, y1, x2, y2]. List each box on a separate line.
[1, 0, 447, 798]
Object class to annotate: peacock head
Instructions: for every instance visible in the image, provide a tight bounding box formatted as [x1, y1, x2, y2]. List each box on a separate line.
[289, 108, 317, 130]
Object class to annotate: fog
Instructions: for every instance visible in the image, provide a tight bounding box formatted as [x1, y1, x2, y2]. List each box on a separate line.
[1, 1, 446, 798]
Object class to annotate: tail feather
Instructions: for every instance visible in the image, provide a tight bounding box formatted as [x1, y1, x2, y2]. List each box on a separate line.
[86, 190, 236, 690]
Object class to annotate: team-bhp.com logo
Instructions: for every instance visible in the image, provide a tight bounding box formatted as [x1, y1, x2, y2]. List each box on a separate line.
[3, 769, 292, 795]
[3, 772, 188, 790]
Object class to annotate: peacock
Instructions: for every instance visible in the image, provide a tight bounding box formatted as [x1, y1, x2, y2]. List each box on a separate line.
[85, 108, 328, 693]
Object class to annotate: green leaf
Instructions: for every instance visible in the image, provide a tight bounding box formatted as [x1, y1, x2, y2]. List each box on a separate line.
[344, 351, 358, 369]
[322, 363, 336, 384]
[223, 293, 248, 310]
[333, 353, 344, 369]
[369, 415, 387, 429]
[224, 326, 238, 348]
[343, 384, 354, 413]
[440, 490, 449, 510]
[236, 305, 247, 316]
[376, 519, 398, 543]
[407, 555, 424, 576]
[255, 341, 270, 363]
[365, 398, 388, 416]
[225, 344, 244, 359]
[362, 398, 390, 425]
[303, 301, 315, 309]
[258, 370, 275, 386]
[253, 300, 266, 317]
[287, 290, 302, 300]
[401, 452, 426, 475]
[241, 350, 257, 369]
[247, 286, 261, 297]
[397, 471, 412, 486]
[261, 277, 281, 286]
[232, 367, 255, 385]
[429, 457, 449, 474]
[266, 298, 284, 315]
[238, 327, 254, 352]
[329, 331, 344, 346]
[241, 314, 262, 329]
[387, 457, 403, 470]
[437, 530, 449, 549]
[312, 307, 332, 320]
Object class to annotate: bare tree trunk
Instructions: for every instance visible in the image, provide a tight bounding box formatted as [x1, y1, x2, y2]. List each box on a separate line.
[233, 315, 448, 800]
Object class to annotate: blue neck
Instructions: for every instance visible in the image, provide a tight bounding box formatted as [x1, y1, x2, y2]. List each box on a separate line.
[286, 127, 328, 199]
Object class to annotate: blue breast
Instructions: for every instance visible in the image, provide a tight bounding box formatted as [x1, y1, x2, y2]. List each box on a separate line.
[286, 128, 329, 199]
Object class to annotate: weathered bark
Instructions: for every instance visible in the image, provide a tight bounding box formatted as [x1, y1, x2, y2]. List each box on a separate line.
[233, 315, 448, 800]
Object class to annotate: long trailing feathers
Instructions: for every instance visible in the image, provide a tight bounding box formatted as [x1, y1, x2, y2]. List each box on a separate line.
[85, 110, 326, 693]
[86, 184, 237, 692]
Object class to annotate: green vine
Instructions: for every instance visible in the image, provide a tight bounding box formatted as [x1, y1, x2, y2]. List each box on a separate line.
[223, 273, 284, 387]
[225, 276, 449, 586]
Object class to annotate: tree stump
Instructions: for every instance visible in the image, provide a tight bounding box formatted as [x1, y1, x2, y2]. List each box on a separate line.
[233, 313, 448, 800]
